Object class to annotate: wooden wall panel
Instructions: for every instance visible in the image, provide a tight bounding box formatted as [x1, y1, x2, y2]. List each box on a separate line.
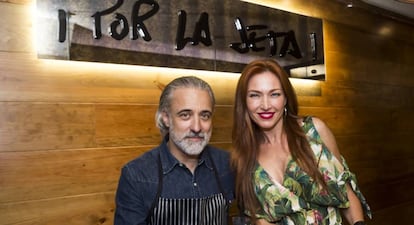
[0, 192, 115, 225]
[211, 106, 234, 143]
[335, 134, 384, 162]
[385, 133, 414, 158]
[94, 104, 233, 146]
[298, 80, 414, 109]
[0, 147, 143, 203]
[325, 22, 401, 63]
[324, 22, 414, 86]
[0, 52, 239, 104]
[299, 107, 391, 135]
[364, 177, 414, 210]
[0, 0, 31, 4]
[95, 105, 161, 147]
[1, 0, 414, 224]
[370, 201, 414, 225]
[0, 2, 33, 52]
[0, 102, 233, 151]
[0, 103, 96, 151]
[391, 109, 414, 132]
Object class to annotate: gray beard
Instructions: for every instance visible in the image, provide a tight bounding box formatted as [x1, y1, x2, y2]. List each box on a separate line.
[169, 131, 211, 156]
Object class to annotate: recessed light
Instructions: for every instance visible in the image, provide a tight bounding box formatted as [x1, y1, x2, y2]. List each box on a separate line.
[395, 0, 414, 4]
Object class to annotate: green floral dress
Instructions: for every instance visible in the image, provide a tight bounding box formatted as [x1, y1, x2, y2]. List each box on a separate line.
[253, 116, 372, 225]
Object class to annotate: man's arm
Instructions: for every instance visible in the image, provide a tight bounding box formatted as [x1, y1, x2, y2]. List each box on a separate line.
[114, 166, 148, 225]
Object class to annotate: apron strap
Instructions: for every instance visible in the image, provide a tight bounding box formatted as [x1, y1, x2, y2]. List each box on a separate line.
[206, 149, 228, 203]
[145, 154, 163, 224]
[145, 149, 228, 223]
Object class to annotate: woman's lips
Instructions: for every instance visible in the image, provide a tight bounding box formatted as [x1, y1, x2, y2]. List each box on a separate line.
[258, 112, 275, 119]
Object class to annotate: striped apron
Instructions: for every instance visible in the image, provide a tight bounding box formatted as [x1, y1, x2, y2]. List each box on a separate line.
[146, 152, 229, 225]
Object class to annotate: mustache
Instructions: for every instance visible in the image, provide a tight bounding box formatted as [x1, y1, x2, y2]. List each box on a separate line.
[185, 132, 205, 138]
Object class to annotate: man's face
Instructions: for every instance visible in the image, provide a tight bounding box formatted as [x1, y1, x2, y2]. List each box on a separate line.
[162, 88, 213, 156]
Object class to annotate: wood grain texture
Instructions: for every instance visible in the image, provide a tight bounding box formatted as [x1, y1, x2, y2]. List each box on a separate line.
[369, 201, 414, 225]
[0, 103, 96, 151]
[0, 52, 240, 104]
[0, 2, 34, 52]
[0, 192, 115, 225]
[1, 0, 414, 224]
[0, 103, 233, 151]
[0, 146, 144, 203]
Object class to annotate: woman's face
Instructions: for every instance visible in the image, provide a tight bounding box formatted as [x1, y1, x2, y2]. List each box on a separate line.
[246, 71, 286, 131]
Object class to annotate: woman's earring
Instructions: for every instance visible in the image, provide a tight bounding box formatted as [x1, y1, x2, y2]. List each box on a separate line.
[284, 107, 287, 117]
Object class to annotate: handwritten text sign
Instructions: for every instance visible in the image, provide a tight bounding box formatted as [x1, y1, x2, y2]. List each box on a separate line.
[36, 0, 325, 79]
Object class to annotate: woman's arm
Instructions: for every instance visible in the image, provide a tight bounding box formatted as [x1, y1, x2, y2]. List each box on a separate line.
[312, 117, 365, 225]
[342, 183, 365, 224]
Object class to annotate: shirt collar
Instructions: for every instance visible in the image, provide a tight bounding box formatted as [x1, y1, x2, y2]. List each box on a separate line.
[159, 134, 214, 174]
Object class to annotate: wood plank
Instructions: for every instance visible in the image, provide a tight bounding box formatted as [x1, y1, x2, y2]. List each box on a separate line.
[324, 20, 404, 63]
[298, 81, 414, 109]
[0, 103, 96, 152]
[1, 189, 412, 225]
[95, 105, 162, 147]
[391, 109, 414, 132]
[0, 52, 240, 104]
[0, 102, 234, 151]
[1, 1, 414, 225]
[0, 135, 232, 204]
[363, 177, 414, 210]
[0, 0, 32, 4]
[324, 50, 414, 89]
[95, 104, 233, 147]
[345, 159, 382, 187]
[335, 134, 384, 162]
[0, 192, 115, 225]
[369, 201, 414, 225]
[378, 158, 414, 182]
[0, 146, 147, 203]
[299, 106, 391, 136]
[0, 2, 33, 53]
[334, 134, 385, 186]
[211, 106, 234, 143]
[384, 133, 414, 159]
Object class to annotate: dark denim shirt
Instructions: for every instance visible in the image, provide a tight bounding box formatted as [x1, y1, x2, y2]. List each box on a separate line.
[114, 136, 235, 225]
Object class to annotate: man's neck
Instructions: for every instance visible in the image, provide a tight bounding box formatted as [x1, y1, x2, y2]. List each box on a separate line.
[167, 141, 200, 174]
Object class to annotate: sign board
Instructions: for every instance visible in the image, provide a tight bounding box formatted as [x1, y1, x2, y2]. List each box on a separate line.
[37, 0, 325, 79]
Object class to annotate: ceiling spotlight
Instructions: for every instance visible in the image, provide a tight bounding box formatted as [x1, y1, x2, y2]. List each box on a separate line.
[395, 0, 414, 4]
[347, 1, 353, 8]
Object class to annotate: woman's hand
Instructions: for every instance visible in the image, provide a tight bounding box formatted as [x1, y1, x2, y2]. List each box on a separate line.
[255, 219, 279, 225]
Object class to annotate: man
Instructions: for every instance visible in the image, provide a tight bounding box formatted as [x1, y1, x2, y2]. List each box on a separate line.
[114, 76, 235, 225]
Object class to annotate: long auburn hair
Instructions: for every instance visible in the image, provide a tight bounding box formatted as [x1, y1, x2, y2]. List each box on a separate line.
[231, 59, 326, 222]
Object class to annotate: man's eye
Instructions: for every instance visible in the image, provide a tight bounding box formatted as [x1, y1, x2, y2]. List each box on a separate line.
[179, 112, 190, 119]
[201, 113, 211, 120]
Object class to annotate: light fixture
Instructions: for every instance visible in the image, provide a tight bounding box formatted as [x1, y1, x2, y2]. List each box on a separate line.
[347, 0, 353, 8]
[395, 0, 414, 4]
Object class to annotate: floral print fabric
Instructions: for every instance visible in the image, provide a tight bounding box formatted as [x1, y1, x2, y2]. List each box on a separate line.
[253, 116, 372, 225]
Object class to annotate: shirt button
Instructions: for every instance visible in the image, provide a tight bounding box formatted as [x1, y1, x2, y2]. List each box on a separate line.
[179, 163, 184, 167]
[193, 182, 197, 187]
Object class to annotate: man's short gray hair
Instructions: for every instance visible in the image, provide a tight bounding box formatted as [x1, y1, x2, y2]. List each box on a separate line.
[155, 76, 215, 136]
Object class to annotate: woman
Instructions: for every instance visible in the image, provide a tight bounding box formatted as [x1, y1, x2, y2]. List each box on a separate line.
[231, 59, 371, 225]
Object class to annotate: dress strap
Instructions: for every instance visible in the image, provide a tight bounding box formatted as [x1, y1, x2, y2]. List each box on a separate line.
[302, 115, 312, 123]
